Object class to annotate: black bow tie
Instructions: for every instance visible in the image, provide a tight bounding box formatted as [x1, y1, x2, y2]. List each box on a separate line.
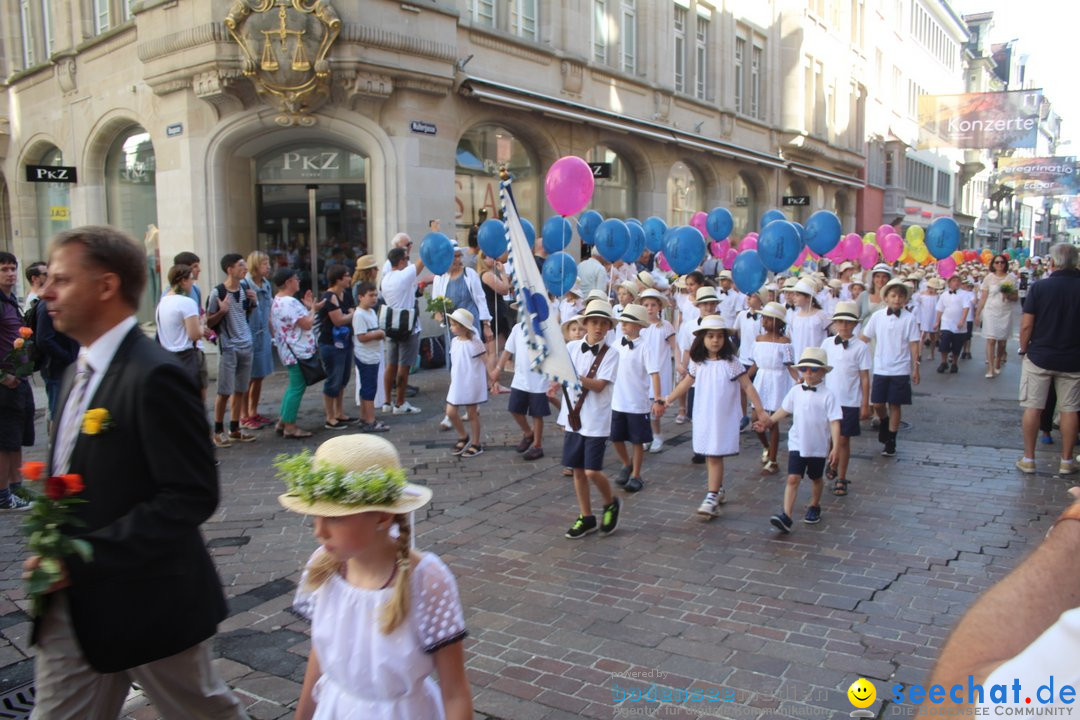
[949, 290, 957, 294]
[786, 304, 795, 310]
[581, 342, 600, 355]
[801, 384, 817, 392]
[887, 308, 901, 317]
[621, 337, 634, 349]
[835, 336, 849, 349]
[747, 311, 758, 320]
[719, 290, 729, 296]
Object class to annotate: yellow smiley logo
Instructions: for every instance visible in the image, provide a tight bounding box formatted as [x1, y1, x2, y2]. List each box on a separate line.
[848, 678, 876, 708]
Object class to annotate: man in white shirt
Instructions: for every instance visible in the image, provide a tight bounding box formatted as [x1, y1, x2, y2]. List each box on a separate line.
[934, 274, 969, 374]
[380, 246, 425, 414]
[380, 233, 413, 281]
[577, 252, 610, 297]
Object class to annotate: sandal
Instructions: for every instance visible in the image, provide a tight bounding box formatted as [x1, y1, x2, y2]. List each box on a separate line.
[452, 436, 471, 456]
[562, 467, 574, 477]
[833, 479, 849, 496]
[284, 429, 313, 439]
[461, 444, 484, 458]
[762, 460, 779, 475]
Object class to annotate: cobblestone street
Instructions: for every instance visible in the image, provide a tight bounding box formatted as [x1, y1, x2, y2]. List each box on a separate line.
[0, 344, 1068, 720]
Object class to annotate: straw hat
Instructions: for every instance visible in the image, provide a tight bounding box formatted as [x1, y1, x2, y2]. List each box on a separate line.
[585, 289, 609, 303]
[761, 301, 788, 322]
[618, 303, 650, 327]
[838, 261, 855, 272]
[792, 347, 833, 372]
[582, 299, 615, 320]
[355, 254, 379, 271]
[672, 276, 688, 289]
[718, 270, 733, 281]
[848, 273, 867, 288]
[694, 287, 720, 305]
[277, 435, 433, 517]
[782, 277, 799, 290]
[792, 279, 816, 296]
[639, 288, 667, 304]
[882, 278, 911, 296]
[765, 282, 779, 292]
[636, 271, 655, 289]
[619, 280, 640, 298]
[561, 314, 583, 328]
[448, 308, 476, 332]
[828, 278, 843, 290]
[693, 314, 730, 335]
[566, 283, 583, 297]
[831, 301, 859, 322]
[870, 263, 894, 278]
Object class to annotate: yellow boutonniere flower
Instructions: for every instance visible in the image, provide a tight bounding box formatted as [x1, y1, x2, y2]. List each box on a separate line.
[82, 408, 112, 436]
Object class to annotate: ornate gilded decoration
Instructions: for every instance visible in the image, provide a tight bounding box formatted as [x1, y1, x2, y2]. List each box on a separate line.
[225, 0, 341, 126]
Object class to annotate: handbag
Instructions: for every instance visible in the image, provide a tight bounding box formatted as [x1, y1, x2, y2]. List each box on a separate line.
[285, 338, 326, 387]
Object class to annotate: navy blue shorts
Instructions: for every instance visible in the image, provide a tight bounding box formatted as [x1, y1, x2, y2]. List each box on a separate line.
[787, 450, 826, 480]
[687, 386, 695, 419]
[840, 406, 861, 437]
[0, 381, 34, 451]
[610, 410, 653, 445]
[871, 374, 912, 406]
[966, 320, 974, 340]
[562, 432, 607, 471]
[939, 330, 965, 357]
[508, 388, 550, 418]
[354, 360, 380, 401]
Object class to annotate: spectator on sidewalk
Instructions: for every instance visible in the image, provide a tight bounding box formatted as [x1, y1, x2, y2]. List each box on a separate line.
[156, 264, 206, 394]
[380, 246, 425, 416]
[243, 251, 275, 430]
[270, 268, 321, 439]
[316, 265, 355, 431]
[22, 261, 47, 311]
[34, 296, 79, 425]
[0, 252, 32, 510]
[1017, 243, 1080, 475]
[206, 253, 257, 448]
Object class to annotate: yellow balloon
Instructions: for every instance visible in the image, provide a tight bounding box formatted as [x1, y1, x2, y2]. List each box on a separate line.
[863, 232, 876, 246]
[951, 250, 964, 264]
[899, 250, 912, 264]
[905, 225, 925, 245]
[912, 244, 928, 263]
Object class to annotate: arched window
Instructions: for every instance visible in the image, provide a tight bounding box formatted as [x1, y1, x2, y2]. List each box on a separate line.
[732, 172, 759, 236]
[105, 127, 158, 316]
[34, 147, 71, 258]
[455, 125, 537, 247]
[586, 145, 636, 219]
[667, 161, 700, 226]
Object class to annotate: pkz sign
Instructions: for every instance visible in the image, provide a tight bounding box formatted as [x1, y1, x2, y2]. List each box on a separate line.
[588, 162, 612, 179]
[26, 165, 77, 183]
[782, 195, 810, 206]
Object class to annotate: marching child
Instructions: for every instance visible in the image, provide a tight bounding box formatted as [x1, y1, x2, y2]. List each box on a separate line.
[640, 289, 676, 454]
[281, 435, 472, 720]
[751, 302, 799, 474]
[446, 308, 487, 458]
[659, 316, 769, 518]
[558, 284, 584, 323]
[755, 347, 842, 533]
[490, 316, 550, 461]
[820, 301, 870, 497]
[559, 300, 621, 538]
[847, 275, 866, 304]
[555, 315, 585, 477]
[788, 279, 831, 361]
[916, 278, 942, 362]
[734, 291, 764, 431]
[960, 275, 978, 360]
[610, 304, 659, 493]
[860, 278, 921, 457]
[676, 286, 720, 429]
[352, 281, 390, 433]
[934, 274, 969, 374]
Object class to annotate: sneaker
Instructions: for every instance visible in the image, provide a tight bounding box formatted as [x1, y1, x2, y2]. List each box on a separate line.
[649, 437, 664, 454]
[254, 414, 276, 428]
[239, 418, 260, 430]
[882, 438, 897, 457]
[937, 362, 948, 374]
[359, 420, 391, 433]
[1041, 434, 1055, 445]
[1059, 460, 1078, 476]
[228, 430, 257, 443]
[804, 505, 822, 524]
[393, 401, 421, 415]
[770, 511, 793, 533]
[1015, 458, 1036, 474]
[565, 514, 598, 539]
[324, 421, 349, 431]
[675, 414, 688, 425]
[697, 495, 720, 518]
[739, 416, 750, 433]
[522, 446, 544, 461]
[515, 435, 534, 453]
[715, 487, 726, 504]
[600, 498, 621, 535]
[692, 453, 706, 464]
[439, 415, 452, 430]
[614, 465, 632, 487]
[381, 403, 393, 414]
[624, 476, 644, 493]
[949, 363, 959, 374]
[962, 352, 972, 360]
[212, 432, 233, 448]
[760, 448, 770, 465]
[0, 494, 30, 511]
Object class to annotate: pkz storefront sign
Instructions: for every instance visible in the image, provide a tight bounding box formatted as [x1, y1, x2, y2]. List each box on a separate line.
[256, 145, 367, 182]
[26, 165, 77, 183]
[782, 195, 810, 206]
[588, 162, 612, 179]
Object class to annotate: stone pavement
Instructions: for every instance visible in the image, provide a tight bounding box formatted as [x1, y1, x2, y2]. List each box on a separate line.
[0, 336, 1072, 720]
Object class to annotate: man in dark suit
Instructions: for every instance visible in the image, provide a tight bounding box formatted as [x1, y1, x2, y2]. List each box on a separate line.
[28, 226, 247, 719]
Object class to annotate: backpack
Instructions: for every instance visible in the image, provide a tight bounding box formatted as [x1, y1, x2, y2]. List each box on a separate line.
[22, 299, 45, 372]
[379, 304, 418, 342]
[206, 283, 251, 331]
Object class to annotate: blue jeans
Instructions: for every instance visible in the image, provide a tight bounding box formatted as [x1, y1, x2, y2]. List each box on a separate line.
[319, 344, 351, 398]
[44, 376, 61, 419]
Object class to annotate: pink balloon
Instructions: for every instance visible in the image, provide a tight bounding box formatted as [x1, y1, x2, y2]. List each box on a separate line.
[880, 233, 903, 263]
[876, 224, 896, 239]
[841, 233, 862, 261]
[691, 211, 708, 236]
[937, 256, 957, 278]
[656, 251, 671, 272]
[723, 248, 738, 270]
[738, 235, 758, 252]
[859, 243, 879, 269]
[710, 239, 730, 258]
[544, 156, 595, 216]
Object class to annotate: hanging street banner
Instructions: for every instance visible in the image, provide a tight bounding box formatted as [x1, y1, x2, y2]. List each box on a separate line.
[917, 90, 1043, 149]
[996, 157, 1080, 196]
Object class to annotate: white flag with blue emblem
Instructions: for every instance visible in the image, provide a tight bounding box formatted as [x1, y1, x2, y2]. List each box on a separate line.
[500, 176, 581, 406]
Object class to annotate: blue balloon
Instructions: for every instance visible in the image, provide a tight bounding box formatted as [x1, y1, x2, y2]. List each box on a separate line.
[926, 217, 961, 260]
[543, 251, 578, 296]
[594, 219, 630, 263]
[667, 226, 706, 275]
[420, 232, 454, 275]
[541, 216, 573, 255]
[803, 210, 842, 256]
[756, 221, 803, 272]
[643, 216, 668, 253]
[520, 218, 536, 250]
[760, 209, 786, 230]
[477, 219, 507, 258]
[623, 222, 646, 263]
[706, 208, 734, 241]
[731, 250, 768, 295]
[577, 210, 604, 245]
[626, 218, 643, 227]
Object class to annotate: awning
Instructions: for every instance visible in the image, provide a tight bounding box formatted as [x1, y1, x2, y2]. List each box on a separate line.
[786, 162, 865, 190]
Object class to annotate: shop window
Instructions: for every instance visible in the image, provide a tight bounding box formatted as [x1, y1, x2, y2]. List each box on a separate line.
[455, 125, 537, 247]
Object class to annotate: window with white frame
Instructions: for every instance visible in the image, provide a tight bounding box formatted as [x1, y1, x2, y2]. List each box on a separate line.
[734, 37, 745, 114]
[20, 0, 35, 68]
[41, 0, 53, 57]
[694, 9, 709, 100]
[620, 0, 636, 72]
[673, 5, 686, 93]
[593, 0, 608, 63]
[94, 0, 110, 33]
[511, 0, 537, 40]
[734, 27, 765, 121]
[814, 61, 826, 135]
[750, 44, 762, 119]
[123, 0, 135, 21]
[472, 0, 496, 27]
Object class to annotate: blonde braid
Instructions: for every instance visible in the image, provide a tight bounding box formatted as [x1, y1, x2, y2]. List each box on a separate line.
[302, 550, 341, 592]
[380, 514, 412, 635]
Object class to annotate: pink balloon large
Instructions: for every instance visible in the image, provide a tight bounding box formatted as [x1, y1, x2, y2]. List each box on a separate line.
[841, 233, 862, 260]
[691, 211, 708, 236]
[656, 251, 671, 272]
[859, 243, 879, 269]
[710, 239, 730, 258]
[880, 233, 903, 263]
[723, 248, 738, 270]
[544, 156, 595, 216]
[824, 244, 845, 263]
[876, 224, 896, 240]
[738, 235, 758, 252]
[937, 256, 957, 278]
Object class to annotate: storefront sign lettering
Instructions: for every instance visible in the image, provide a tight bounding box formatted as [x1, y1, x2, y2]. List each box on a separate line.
[26, 165, 77, 183]
[282, 152, 340, 172]
[782, 195, 810, 206]
[410, 121, 437, 135]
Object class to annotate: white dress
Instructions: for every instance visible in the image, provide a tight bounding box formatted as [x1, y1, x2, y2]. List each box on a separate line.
[916, 293, 938, 333]
[643, 320, 676, 397]
[788, 310, 830, 362]
[752, 341, 794, 412]
[688, 358, 746, 456]
[980, 273, 1017, 340]
[447, 336, 488, 406]
[293, 551, 467, 720]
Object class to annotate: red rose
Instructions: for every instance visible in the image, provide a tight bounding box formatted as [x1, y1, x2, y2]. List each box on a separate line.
[17, 327, 32, 339]
[60, 474, 84, 495]
[20, 461, 45, 482]
[44, 476, 65, 500]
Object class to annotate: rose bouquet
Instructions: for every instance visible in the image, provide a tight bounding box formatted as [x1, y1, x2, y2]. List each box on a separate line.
[4, 327, 35, 378]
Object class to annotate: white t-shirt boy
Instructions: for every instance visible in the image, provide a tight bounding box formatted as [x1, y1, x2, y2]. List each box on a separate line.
[352, 306, 382, 365]
[557, 340, 619, 437]
[821, 335, 871, 408]
[611, 335, 660, 415]
[861, 307, 921, 376]
[506, 323, 548, 394]
[781, 383, 842, 458]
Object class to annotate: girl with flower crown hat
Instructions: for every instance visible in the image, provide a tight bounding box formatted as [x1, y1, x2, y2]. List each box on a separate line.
[279, 435, 472, 720]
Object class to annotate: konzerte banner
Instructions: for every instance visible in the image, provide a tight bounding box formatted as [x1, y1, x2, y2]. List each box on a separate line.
[917, 91, 1043, 149]
[997, 157, 1080, 196]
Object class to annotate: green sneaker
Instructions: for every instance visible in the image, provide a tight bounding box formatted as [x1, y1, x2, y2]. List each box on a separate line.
[600, 498, 621, 535]
[564, 514, 597, 539]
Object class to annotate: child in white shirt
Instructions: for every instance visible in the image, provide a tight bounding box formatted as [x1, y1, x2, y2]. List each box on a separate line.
[861, 279, 921, 457]
[821, 302, 871, 497]
[490, 319, 550, 461]
[446, 308, 488, 458]
[610, 304, 659, 493]
[640, 289, 676, 454]
[934, 275, 969, 374]
[351, 281, 388, 432]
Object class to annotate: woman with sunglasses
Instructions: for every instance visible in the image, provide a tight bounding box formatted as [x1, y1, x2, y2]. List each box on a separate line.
[974, 253, 1019, 378]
